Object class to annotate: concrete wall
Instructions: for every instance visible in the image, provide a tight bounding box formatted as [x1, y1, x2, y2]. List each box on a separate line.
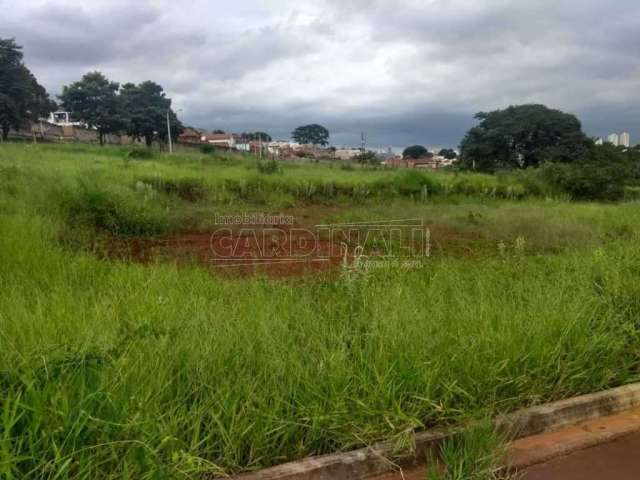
[8, 122, 122, 145]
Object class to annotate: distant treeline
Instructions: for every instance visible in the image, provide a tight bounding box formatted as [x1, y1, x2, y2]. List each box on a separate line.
[0, 37, 182, 146]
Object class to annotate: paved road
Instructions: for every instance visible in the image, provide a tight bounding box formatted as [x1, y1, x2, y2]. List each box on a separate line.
[370, 432, 640, 480]
[522, 430, 640, 480]
[368, 408, 640, 480]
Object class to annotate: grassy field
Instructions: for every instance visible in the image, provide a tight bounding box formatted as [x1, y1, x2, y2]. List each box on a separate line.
[2, 143, 640, 479]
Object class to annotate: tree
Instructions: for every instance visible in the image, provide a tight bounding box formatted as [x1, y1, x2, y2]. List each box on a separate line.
[459, 104, 591, 172]
[0, 38, 55, 140]
[537, 143, 635, 201]
[60, 72, 126, 146]
[438, 148, 458, 160]
[291, 124, 329, 146]
[354, 151, 380, 166]
[402, 145, 431, 159]
[241, 131, 272, 142]
[120, 81, 182, 147]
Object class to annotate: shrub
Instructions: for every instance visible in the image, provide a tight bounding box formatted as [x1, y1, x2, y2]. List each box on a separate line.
[537, 161, 631, 201]
[388, 170, 443, 196]
[58, 180, 168, 236]
[624, 186, 640, 201]
[513, 168, 556, 197]
[257, 159, 281, 175]
[136, 176, 208, 202]
[354, 151, 380, 166]
[199, 144, 215, 154]
[162, 178, 207, 201]
[127, 149, 154, 159]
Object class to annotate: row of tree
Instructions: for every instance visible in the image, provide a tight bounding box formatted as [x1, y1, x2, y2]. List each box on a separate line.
[1, 38, 182, 146]
[402, 145, 458, 160]
[60, 72, 182, 146]
[0, 38, 56, 140]
[1, 36, 622, 168]
[204, 125, 329, 146]
[456, 104, 640, 200]
[238, 131, 272, 142]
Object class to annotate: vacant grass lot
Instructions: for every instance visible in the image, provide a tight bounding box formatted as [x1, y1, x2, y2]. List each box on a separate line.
[2, 143, 640, 478]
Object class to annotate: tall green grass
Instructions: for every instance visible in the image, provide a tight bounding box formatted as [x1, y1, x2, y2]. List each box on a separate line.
[2, 213, 640, 477]
[0, 143, 535, 210]
[2, 143, 640, 478]
[426, 420, 510, 480]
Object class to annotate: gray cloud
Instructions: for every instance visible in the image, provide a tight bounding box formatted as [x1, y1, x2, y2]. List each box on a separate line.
[2, 0, 639, 147]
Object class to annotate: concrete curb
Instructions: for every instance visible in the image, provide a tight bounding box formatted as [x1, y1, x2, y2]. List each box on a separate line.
[231, 383, 640, 480]
[495, 382, 640, 438]
[508, 408, 640, 470]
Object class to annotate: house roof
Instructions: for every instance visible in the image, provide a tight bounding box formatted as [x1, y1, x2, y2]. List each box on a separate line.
[179, 127, 201, 137]
[204, 133, 233, 141]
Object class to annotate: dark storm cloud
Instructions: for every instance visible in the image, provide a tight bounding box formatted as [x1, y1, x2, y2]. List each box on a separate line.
[3, 0, 639, 147]
[4, 3, 162, 64]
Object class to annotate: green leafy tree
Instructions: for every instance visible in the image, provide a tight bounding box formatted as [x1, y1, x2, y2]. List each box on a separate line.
[402, 145, 430, 159]
[354, 151, 380, 166]
[241, 131, 272, 142]
[438, 148, 458, 160]
[120, 81, 182, 147]
[459, 104, 591, 172]
[291, 124, 329, 146]
[537, 143, 635, 201]
[60, 72, 126, 146]
[0, 38, 55, 140]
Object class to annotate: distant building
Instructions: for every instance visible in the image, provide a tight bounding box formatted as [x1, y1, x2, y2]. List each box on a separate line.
[407, 157, 438, 169]
[267, 141, 294, 157]
[201, 132, 235, 148]
[46, 111, 83, 127]
[376, 150, 397, 164]
[334, 148, 362, 160]
[594, 137, 604, 146]
[382, 155, 405, 167]
[235, 139, 251, 152]
[607, 133, 619, 146]
[178, 127, 202, 143]
[407, 155, 444, 169]
[620, 132, 631, 148]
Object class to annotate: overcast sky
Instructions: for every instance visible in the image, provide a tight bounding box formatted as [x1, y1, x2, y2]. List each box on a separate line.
[3, 0, 639, 148]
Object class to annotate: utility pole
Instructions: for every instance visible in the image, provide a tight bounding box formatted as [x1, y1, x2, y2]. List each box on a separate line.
[360, 132, 366, 153]
[166, 111, 173, 154]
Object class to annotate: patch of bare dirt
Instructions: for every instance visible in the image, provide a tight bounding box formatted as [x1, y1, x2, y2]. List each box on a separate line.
[74, 204, 491, 278]
[98, 225, 350, 278]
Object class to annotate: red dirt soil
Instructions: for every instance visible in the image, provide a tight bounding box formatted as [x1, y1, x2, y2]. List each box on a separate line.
[100, 226, 352, 278]
[88, 217, 479, 279]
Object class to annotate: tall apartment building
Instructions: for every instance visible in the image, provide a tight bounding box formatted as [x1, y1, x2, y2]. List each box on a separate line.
[620, 132, 631, 148]
[607, 133, 619, 146]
